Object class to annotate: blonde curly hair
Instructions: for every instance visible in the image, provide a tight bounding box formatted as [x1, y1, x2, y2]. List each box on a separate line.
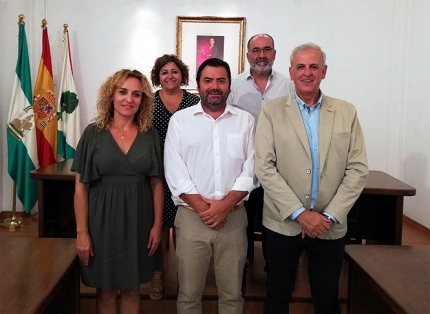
[93, 69, 154, 132]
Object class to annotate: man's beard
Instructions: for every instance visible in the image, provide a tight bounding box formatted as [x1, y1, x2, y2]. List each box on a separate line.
[200, 89, 228, 109]
[250, 57, 273, 75]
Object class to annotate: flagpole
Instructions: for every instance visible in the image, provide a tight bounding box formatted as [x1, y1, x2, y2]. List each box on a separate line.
[1, 14, 30, 230]
[2, 14, 34, 230]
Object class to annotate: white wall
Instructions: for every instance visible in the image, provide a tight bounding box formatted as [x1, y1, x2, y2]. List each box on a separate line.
[1, 0, 429, 228]
[402, 0, 430, 226]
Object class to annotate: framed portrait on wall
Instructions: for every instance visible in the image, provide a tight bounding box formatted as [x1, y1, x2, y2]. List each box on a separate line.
[176, 16, 246, 91]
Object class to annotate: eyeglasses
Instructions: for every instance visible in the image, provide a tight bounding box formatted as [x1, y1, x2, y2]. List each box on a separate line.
[249, 47, 274, 55]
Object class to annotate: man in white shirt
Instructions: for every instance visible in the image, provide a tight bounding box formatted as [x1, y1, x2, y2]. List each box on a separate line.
[164, 58, 257, 314]
[228, 33, 294, 122]
[227, 33, 294, 271]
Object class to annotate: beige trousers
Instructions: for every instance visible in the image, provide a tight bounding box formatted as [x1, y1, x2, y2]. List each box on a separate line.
[175, 206, 247, 314]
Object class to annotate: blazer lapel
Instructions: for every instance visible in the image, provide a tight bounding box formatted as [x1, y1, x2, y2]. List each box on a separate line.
[285, 95, 311, 157]
[319, 97, 334, 172]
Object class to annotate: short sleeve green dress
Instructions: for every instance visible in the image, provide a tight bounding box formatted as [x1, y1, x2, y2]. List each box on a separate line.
[71, 123, 163, 291]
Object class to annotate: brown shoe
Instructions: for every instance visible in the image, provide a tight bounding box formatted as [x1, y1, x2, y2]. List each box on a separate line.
[150, 271, 164, 300]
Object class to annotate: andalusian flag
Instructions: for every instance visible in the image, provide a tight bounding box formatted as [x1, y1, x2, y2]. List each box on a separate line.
[57, 26, 80, 160]
[7, 19, 38, 213]
[33, 20, 57, 168]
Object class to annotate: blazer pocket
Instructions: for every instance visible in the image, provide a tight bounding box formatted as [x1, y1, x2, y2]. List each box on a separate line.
[331, 132, 350, 139]
[330, 132, 350, 162]
[227, 133, 245, 159]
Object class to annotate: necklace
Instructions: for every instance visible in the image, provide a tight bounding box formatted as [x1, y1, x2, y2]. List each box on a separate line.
[112, 123, 134, 139]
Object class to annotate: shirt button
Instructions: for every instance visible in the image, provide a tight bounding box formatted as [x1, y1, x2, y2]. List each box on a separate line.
[305, 194, 310, 199]
[306, 169, 311, 174]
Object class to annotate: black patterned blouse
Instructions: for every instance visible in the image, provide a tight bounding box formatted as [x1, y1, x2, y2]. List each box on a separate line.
[152, 89, 200, 228]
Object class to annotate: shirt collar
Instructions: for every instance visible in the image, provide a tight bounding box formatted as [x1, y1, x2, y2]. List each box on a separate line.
[246, 69, 274, 81]
[193, 102, 237, 116]
[294, 91, 323, 111]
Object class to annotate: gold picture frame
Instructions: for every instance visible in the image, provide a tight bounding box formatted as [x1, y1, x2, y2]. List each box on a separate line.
[176, 16, 246, 90]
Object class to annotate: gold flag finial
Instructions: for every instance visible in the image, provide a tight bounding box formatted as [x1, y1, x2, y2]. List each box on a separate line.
[18, 14, 25, 25]
[41, 18, 47, 29]
[63, 24, 69, 33]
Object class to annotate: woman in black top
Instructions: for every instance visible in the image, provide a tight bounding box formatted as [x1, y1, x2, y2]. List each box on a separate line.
[150, 54, 199, 300]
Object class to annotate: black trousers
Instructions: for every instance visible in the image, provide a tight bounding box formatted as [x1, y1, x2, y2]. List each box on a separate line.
[264, 229, 345, 314]
[245, 186, 266, 262]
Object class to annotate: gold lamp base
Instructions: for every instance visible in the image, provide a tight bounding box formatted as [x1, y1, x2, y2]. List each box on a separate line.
[0, 215, 27, 231]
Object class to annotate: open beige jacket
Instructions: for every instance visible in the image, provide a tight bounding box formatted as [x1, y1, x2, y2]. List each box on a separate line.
[255, 93, 368, 240]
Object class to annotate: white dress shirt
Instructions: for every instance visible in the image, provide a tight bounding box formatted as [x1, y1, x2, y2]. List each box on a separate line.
[227, 69, 295, 123]
[164, 102, 258, 206]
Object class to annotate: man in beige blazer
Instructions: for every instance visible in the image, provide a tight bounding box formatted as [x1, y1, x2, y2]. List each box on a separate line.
[255, 43, 368, 313]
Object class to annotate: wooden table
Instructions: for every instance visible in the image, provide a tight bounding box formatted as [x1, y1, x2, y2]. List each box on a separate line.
[345, 245, 430, 313]
[346, 170, 415, 244]
[30, 160, 416, 243]
[0, 237, 80, 313]
[30, 159, 76, 237]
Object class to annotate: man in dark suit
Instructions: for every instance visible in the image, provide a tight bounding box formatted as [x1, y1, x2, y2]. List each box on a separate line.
[205, 38, 220, 59]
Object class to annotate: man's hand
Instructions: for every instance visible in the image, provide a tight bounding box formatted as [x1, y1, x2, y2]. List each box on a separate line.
[198, 197, 231, 229]
[296, 210, 332, 238]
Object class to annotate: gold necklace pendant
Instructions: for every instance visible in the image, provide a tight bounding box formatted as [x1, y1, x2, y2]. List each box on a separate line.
[120, 131, 126, 139]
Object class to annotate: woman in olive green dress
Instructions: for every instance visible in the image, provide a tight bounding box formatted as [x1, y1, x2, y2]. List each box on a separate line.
[72, 69, 164, 314]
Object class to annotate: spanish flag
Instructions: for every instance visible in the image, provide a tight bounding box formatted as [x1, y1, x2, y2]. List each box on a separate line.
[33, 19, 57, 168]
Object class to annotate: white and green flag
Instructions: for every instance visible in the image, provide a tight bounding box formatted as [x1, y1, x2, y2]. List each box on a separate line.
[7, 21, 38, 213]
[57, 27, 80, 160]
